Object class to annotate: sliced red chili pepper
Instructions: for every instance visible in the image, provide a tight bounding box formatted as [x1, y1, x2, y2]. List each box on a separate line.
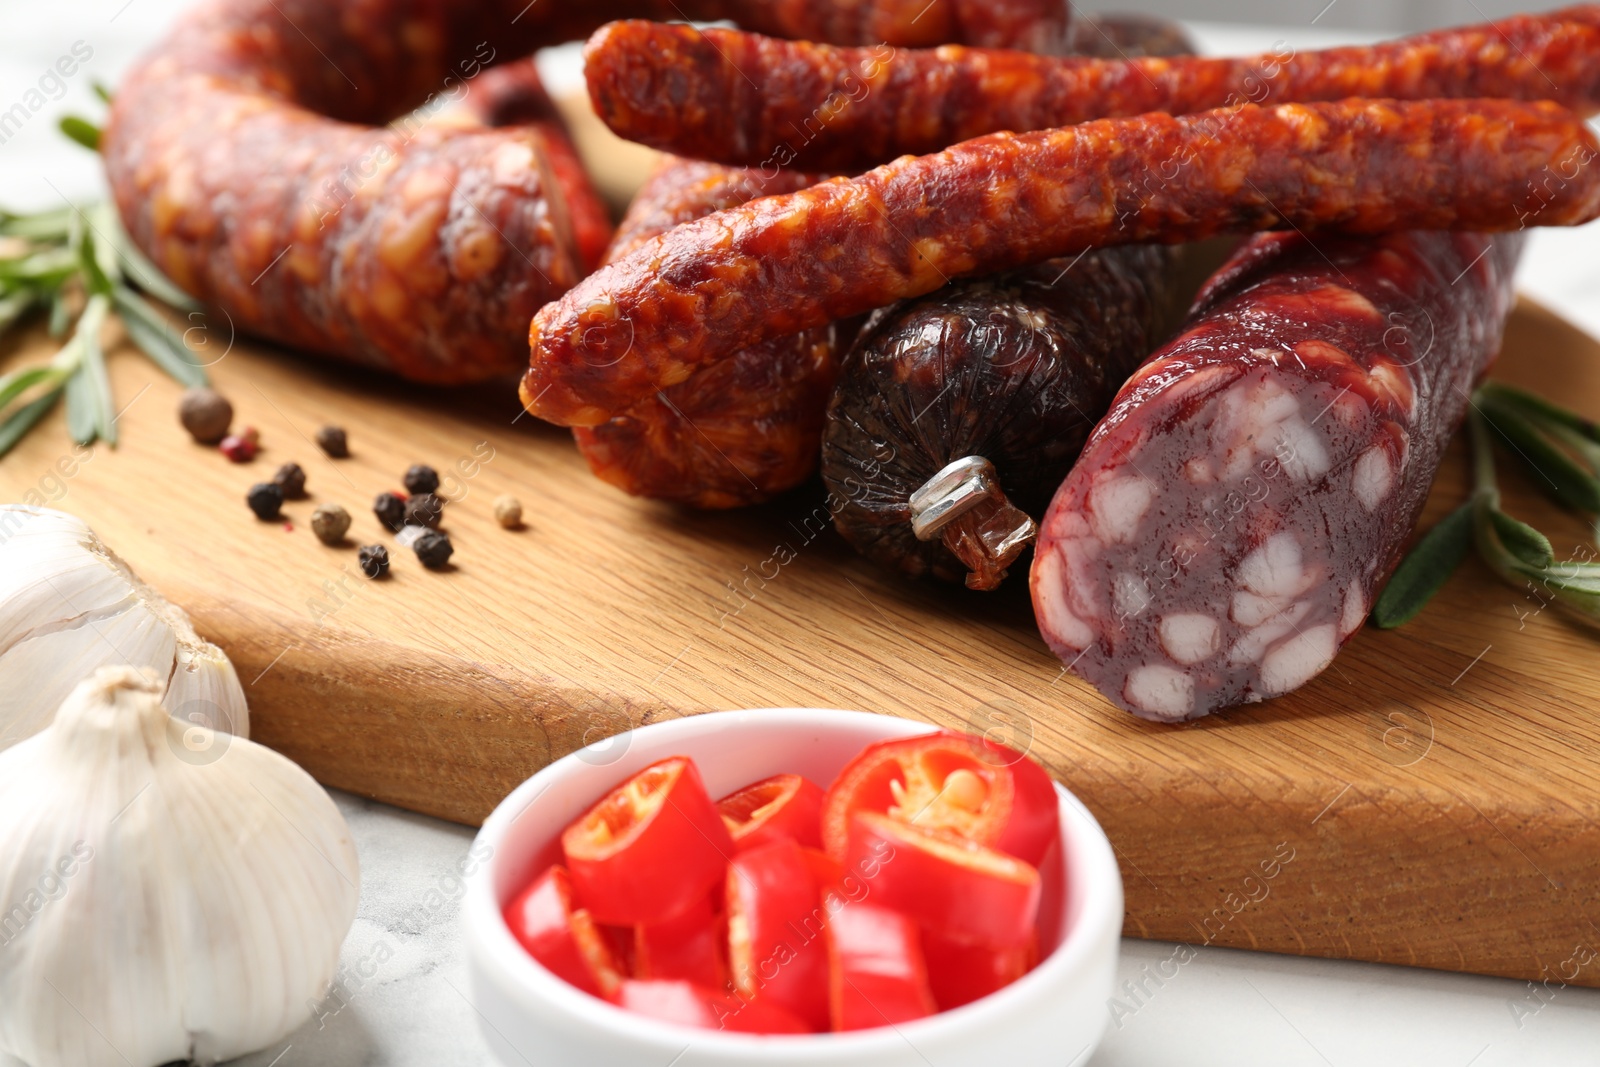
[821, 731, 1059, 865]
[561, 756, 734, 926]
[617, 979, 812, 1034]
[718, 773, 825, 852]
[503, 865, 623, 999]
[600, 922, 637, 978]
[826, 902, 937, 1032]
[921, 927, 1036, 1010]
[635, 890, 727, 989]
[844, 811, 1041, 947]
[726, 838, 830, 1031]
[802, 848, 844, 891]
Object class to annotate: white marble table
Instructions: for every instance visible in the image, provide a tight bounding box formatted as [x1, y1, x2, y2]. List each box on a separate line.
[3, 6, 1599, 1065]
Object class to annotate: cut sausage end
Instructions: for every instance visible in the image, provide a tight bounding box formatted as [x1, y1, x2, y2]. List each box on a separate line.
[1033, 232, 1521, 720]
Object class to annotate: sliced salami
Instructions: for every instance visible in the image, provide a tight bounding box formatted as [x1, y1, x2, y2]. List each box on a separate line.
[1031, 231, 1524, 720]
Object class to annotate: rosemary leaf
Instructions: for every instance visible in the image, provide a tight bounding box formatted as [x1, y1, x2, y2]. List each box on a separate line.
[1372, 502, 1475, 629]
[63, 359, 94, 445]
[0, 247, 76, 286]
[0, 386, 64, 459]
[1486, 507, 1556, 569]
[1478, 393, 1600, 514]
[0, 365, 68, 412]
[0, 290, 34, 339]
[79, 295, 115, 445]
[1542, 419, 1600, 478]
[1479, 381, 1600, 446]
[58, 116, 101, 152]
[112, 286, 208, 388]
[92, 81, 113, 104]
[94, 203, 199, 312]
[74, 225, 113, 297]
[0, 207, 74, 240]
[46, 289, 69, 338]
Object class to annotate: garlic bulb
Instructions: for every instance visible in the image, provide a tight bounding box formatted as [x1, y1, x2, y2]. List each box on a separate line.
[0, 667, 359, 1067]
[0, 505, 248, 751]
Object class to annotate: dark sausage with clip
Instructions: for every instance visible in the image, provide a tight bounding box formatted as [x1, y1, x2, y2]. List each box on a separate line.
[821, 16, 1194, 590]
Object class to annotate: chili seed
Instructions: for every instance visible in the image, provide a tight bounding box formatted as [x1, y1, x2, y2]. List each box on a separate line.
[246, 482, 283, 521]
[373, 491, 407, 532]
[273, 461, 308, 499]
[493, 495, 523, 529]
[403, 464, 440, 495]
[178, 387, 233, 444]
[404, 492, 443, 529]
[315, 425, 349, 458]
[310, 503, 351, 545]
[413, 529, 454, 570]
[357, 544, 390, 579]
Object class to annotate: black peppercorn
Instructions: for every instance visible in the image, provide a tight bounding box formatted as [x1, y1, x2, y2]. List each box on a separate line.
[357, 544, 390, 578]
[247, 482, 284, 520]
[403, 463, 440, 495]
[413, 529, 454, 569]
[316, 425, 349, 458]
[404, 492, 443, 529]
[272, 461, 308, 499]
[373, 492, 407, 531]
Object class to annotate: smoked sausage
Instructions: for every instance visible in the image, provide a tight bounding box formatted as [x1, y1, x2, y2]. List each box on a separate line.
[103, 0, 1060, 384]
[572, 159, 851, 508]
[523, 98, 1600, 425]
[584, 7, 1600, 170]
[1031, 231, 1524, 720]
[820, 16, 1195, 588]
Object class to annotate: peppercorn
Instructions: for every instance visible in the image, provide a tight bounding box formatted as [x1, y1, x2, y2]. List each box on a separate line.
[272, 461, 308, 499]
[403, 464, 440, 495]
[413, 529, 454, 570]
[310, 503, 351, 546]
[493, 495, 523, 529]
[246, 482, 283, 520]
[373, 491, 407, 531]
[315, 425, 349, 458]
[357, 544, 390, 579]
[219, 426, 260, 463]
[404, 492, 443, 529]
[178, 387, 233, 444]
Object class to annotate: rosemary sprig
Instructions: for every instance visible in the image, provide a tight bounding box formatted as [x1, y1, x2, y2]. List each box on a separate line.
[0, 113, 209, 460]
[1374, 385, 1600, 629]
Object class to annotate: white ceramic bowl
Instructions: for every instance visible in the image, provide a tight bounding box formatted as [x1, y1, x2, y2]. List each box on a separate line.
[464, 708, 1123, 1067]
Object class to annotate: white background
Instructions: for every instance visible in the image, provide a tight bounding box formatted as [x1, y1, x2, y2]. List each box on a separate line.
[2, 3, 1598, 1065]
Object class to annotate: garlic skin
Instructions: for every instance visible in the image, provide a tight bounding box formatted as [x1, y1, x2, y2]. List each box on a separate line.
[0, 506, 248, 751]
[0, 667, 358, 1067]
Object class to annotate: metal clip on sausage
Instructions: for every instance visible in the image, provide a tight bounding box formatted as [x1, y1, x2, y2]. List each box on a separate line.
[909, 457, 1038, 592]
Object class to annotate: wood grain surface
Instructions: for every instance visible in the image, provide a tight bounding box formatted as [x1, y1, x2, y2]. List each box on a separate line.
[2, 106, 1598, 992]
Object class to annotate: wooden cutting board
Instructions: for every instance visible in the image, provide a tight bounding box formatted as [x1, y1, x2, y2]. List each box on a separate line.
[3, 102, 1599, 992]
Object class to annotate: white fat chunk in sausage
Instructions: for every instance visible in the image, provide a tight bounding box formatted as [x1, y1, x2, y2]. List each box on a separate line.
[1034, 548, 1094, 650]
[1352, 445, 1395, 511]
[1089, 474, 1156, 545]
[1227, 600, 1311, 666]
[1341, 584, 1368, 637]
[1113, 572, 1153, 620]
[1124, 664, 1195, 721]
[1275, 415, 1332, 481]
[1232, 590, 1281, 628]
[1260, 624, 1339, 696]
[1159, 613, 1220, 665]
[1239, 532, 1305, 599]
[1216, 379, 1300, 481]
